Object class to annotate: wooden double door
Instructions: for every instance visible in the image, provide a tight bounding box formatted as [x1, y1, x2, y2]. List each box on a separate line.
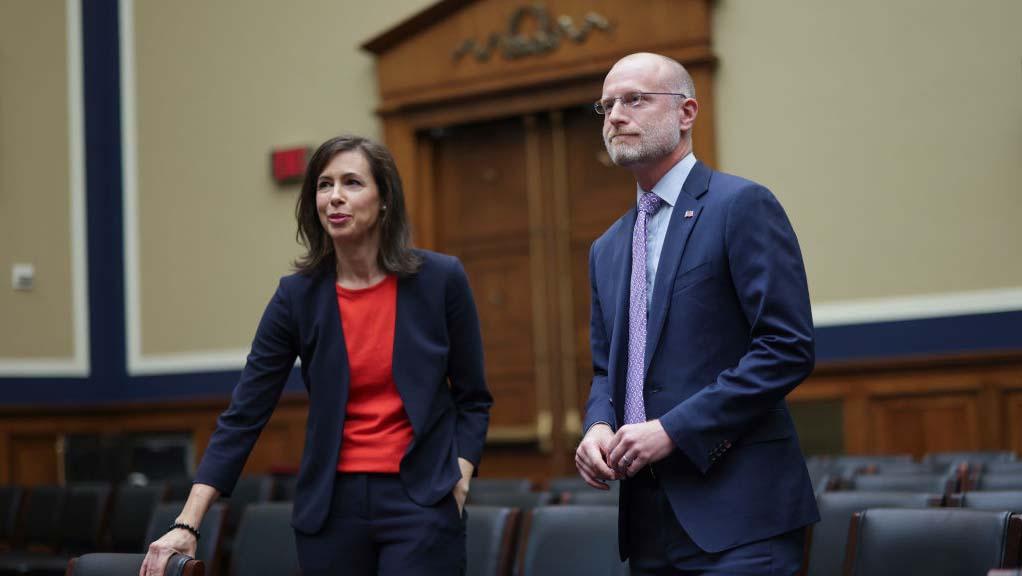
[427, 105, 635, 476]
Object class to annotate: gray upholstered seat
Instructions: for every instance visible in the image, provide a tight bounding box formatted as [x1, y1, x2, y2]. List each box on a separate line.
[229, 502, 300, 576]
[519, 506, 628, 576]
[807, 491, 935, 576]
[465, 505, 518, 576]
[844, 508, 1022, 575]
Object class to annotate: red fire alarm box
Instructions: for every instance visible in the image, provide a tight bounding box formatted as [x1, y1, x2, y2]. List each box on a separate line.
[271, 147, 309, 184]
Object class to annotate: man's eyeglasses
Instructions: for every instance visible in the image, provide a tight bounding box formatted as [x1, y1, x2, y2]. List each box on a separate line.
[593, 92, 688, 115]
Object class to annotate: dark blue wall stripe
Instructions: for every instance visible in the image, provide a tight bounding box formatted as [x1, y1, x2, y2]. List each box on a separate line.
[0, 2, 1018, 406]
[83, 0, 125, 389]
[816, 310, 1022, 362]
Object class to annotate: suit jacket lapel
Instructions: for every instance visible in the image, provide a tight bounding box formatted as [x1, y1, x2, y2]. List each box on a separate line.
[609, 209, 638, 416]
[390, 275, 424, 437]
[644, 161, 711, 373]
[315, 269, 350, 406]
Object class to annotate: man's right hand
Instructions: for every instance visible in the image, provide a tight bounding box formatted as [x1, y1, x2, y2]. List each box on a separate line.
[575, 423, 619, 490]
[139, 528, 197, 576]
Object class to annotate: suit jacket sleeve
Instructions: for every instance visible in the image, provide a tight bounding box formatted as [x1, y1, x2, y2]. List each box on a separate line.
[194, 278, 298, 496]
[583, 241, 617, 433]
[659, 185, 815, 474]
[445, 258, 492, 471]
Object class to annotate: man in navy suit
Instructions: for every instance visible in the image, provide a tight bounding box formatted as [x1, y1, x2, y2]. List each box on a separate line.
[575, 52, 819, 574]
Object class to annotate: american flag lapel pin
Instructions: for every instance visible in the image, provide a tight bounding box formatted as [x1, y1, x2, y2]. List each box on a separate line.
[684, 210, 695, 219]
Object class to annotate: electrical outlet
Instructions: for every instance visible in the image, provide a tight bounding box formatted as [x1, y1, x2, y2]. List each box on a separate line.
[12, 263, 34, 291]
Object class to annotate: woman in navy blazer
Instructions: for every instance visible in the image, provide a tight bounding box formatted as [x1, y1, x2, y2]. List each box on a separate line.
[141, 135, 492, 576]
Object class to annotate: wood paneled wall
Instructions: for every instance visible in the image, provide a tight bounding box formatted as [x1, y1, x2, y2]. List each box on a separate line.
[1, 352, 1019, 487]
[790, 352, 1022, 458]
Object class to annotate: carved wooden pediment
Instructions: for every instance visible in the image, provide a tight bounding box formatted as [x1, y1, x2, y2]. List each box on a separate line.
[363, 0, 713, 112]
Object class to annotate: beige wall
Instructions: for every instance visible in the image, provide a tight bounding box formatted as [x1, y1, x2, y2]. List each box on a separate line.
[713, 0, 1022, 304]
[0, 0, 74, 359]
[130, 0, 432, 357]
[3, 0, 1020, 366]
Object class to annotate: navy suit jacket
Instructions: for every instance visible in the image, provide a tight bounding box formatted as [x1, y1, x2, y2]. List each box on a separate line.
[584, 161, 820, 555]
[195, 250, 492, 535]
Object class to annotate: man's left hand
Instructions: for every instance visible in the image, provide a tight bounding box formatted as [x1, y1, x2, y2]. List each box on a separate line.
[606, 419, 675, 477]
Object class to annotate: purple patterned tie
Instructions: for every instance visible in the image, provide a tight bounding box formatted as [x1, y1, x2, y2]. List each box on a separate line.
[625, 192, 662, 425]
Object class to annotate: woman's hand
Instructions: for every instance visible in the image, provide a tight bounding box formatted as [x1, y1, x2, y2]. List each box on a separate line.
[139, 528, 197, 576]
[140, 482, 218, 576]
[453, 457, 474, 517]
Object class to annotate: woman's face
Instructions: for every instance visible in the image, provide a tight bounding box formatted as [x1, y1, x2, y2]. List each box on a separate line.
[315, 150, 382, 248]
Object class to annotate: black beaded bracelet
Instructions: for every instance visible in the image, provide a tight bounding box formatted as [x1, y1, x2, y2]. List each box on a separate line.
[170, 522, 201, 541]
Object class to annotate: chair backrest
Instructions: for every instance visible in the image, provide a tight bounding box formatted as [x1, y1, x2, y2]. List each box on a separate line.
[60, 483, 113, 553]
[519, 506, 627, 576]
[107, 484, 165, 552]
[546, 476, 594, 495]
[807, 491, 935, 576]
[848, 473, 955, 493]
[843, 508, 1022, 576]
[0, 485, 22, 545]
[229, 502, 299, 576]
[223, 475, 274, 534]
[564, 490, 619, 506]
[923, 451, 1017, 469]
[66, 552, 204, 576]
[272, 475, 297, 502]
[164, 477, 194, 501]
[146, 502, 226, 565]
[21, 485, 66, 549]
[978, 474, 1022, 491]
[988, 462, 1022, 474]
[468, 491, 554, 512]
[960, 491, 1022, 513]
[470, 478, 534, 494]
[465, 505, 518, 576]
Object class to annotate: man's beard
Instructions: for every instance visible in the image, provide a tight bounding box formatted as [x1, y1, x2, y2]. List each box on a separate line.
[604, 119, 680, 167]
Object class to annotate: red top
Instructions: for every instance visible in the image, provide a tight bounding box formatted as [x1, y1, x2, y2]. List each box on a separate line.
[335, 275, 413, 473]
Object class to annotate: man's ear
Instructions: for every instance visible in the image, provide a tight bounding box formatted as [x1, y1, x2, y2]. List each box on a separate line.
[679, 98, 699, 131]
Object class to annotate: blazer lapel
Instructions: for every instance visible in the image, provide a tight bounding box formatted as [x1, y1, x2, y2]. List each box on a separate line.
[390, 275, 425, 437]
[315, 269, 350, 405]
[609, 208, 638, 413]
[644, 161, 711, 373]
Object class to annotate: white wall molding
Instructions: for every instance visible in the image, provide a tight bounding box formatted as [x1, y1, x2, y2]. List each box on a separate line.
[813, 287, 1022, 327]
[120, 0, 144, 376]
[128, 349, 251, 376]
[120, 0, 257, 377]
[0, 0, 89, 378]
[113, 0, 1020, 375]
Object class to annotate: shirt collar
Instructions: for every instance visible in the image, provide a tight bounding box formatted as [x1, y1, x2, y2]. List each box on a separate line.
[636, 152, 696, 209]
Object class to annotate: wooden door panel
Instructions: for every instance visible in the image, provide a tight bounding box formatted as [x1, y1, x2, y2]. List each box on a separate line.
[1006, 390, 1022, 455]
[10, 434, 60, 486]
[433, 117, 543, 440]
[562, 106, 636, 417]
[563, 106, 636, 236]
[870, 394, 980, 455]
[436, 118, 529, 242]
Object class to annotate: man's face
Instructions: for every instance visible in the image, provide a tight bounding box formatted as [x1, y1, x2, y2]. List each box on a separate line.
[601, 60, 681, 168]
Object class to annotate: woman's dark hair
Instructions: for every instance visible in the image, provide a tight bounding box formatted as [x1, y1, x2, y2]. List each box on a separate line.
[294, 135, 421, 276]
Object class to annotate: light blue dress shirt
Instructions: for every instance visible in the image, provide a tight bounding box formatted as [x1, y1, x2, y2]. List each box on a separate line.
[638, 153, 697, 309]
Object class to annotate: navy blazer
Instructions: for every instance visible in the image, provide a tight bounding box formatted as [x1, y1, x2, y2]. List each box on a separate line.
[584, 161, 820, 554]
[195, 250, 492, 535]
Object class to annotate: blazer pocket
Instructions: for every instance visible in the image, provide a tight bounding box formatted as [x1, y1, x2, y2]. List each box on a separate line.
[737, 409, 794, 446]
[671, 261, 714, 295]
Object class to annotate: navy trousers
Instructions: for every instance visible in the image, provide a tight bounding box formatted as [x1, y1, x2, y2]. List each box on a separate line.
[294, 473, 466, 576]
[626, 469, 805, 575]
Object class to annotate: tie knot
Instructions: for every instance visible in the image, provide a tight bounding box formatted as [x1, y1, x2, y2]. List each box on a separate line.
[639, 192, 662, 215]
